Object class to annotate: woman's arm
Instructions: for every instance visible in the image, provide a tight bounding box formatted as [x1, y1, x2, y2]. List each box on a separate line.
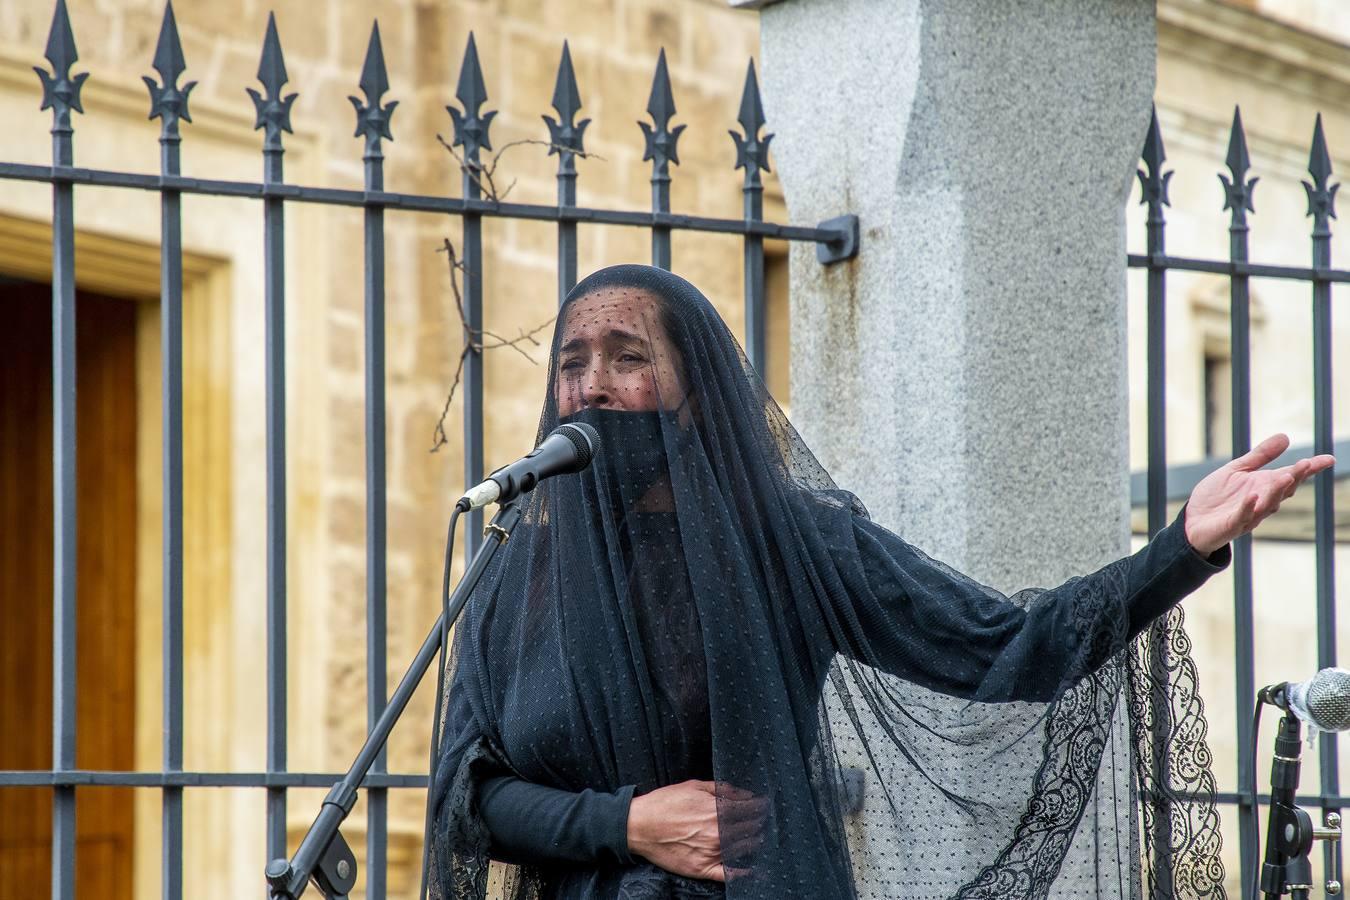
[433, 638, 635, 871]
[478, 776, 757, 879]
[817, 499, 1229, 703]
[476, 776, 636, 867]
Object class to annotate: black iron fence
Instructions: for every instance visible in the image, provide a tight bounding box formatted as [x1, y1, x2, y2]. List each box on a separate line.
[2, 0, 1345, 898]
[0, 1, 857, 898]
[1131, 106, 1345, 898]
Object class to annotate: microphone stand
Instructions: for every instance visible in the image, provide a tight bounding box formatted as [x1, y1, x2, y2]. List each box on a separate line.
[264, 501, 522, 900]
[1259, 714, 1343, 899]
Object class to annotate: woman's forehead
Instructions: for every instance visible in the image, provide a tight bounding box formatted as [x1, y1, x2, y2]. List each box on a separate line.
[561, 288, 662, 334]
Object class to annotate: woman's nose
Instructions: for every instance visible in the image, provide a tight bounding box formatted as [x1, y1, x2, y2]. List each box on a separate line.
[582, 370, 612, 408]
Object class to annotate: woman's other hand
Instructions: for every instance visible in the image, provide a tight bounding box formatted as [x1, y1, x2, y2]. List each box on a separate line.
[1183, 433, 1335, 555]
[626, 780, 766, 882]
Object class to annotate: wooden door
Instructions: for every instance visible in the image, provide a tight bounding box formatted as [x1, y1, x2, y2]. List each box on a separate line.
[0, 281, 136, 900]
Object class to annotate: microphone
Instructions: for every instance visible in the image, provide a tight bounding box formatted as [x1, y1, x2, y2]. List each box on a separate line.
[456, 423, 599, 512]
[1259, 668, 1350, 733]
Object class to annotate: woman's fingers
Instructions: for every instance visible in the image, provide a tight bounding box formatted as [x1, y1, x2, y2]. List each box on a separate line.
[721, 827, 765, 860]
[1254, 453, 1334, 516]
[710, 780, 755, 800]
[1232, 433, 1290, 472]
[708, 863, 755, 882]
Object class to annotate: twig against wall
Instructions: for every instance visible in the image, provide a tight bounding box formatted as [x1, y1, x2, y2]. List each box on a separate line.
[429, 136, 604, 453]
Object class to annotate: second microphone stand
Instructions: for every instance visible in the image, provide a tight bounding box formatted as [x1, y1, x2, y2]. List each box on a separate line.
[1260, 714, 1343, 899]
[264, 501, 522, 900]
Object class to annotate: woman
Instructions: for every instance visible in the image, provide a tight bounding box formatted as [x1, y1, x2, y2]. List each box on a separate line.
[427, 264, 1332, 900]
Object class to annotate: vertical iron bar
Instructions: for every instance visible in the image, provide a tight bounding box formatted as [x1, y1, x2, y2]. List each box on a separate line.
[50, 146, 77, 900]
[1142, 117, 1168, 542]
[1222, 108, 1257, 899]
[743, 192, 765, 376]
[50, 152, 77, 900]
[651, 179, 671, 270]
[146, 6, 192, 895]
[641, 49, 679, 271]
[49, 67, 78, 900]
[364, 201, 389, 900]
[1304, 113, 1341, 886]
[35, 4, 85, 897]
[353, 21, 394, 898]
[449, 35, 493, 558]
[547, 41, 586, 305]
[249, 14, 295, 863]
[1228, 202, 1257, 900]
[264, 140, 288, 863]
[463, 200, 483, 557]
[558, 177, 576, 303]
[731, 61, 771, 374]
[1139, 107, 1176, 898]
[159, 85, 187, 900]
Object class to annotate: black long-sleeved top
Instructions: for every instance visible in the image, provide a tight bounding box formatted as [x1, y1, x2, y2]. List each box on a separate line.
[472, 502, 1231, 869]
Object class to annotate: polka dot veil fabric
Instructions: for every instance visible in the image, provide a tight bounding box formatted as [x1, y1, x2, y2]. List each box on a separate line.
[425, 265, 1225, 900]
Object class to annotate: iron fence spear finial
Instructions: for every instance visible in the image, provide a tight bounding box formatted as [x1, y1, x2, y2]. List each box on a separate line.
[248, 13, 297, 153]
[351, 22, 397, 158]
[1220, 106, 1256, 227]
[730, 59, 772, 187]
[1304, 113, 1339, 238]
[35, 0, 87, 136]
[1138, 104, 1171, 227]
[449, 33, 496, 164]
[545, 41, 589, 171]
[144, 1, 196, 139]
[640, 48, 684, 181]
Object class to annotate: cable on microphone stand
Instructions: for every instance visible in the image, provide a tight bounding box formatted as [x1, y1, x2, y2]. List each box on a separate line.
[417, 504, 463, 900]
[1250, 697, 1265, 900]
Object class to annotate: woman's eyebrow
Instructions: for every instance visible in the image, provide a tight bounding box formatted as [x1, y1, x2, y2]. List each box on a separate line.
[604, 327, 647, 346]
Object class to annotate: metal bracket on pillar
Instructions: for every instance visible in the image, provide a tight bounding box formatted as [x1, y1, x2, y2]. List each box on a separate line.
[816, 214, 859, 264]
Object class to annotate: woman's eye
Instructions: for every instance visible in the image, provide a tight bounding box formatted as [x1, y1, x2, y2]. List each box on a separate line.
[618, 353, 644, 364]
[560, 358, 584, 372]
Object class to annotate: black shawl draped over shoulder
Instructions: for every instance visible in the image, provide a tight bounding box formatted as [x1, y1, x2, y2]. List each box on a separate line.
[426, 264, 1230, 900]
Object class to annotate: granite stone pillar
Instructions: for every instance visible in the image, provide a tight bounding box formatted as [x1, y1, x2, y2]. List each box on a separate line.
[745, 1, 1157, 896]
[754, 0, 1154, 586]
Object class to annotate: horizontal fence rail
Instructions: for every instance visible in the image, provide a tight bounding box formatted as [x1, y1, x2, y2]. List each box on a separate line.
[1131, 104, 1344, 899]
[0, 161, 852, 240]
[1, 1, 858, 899]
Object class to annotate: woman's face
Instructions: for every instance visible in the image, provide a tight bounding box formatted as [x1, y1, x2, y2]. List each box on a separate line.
[554, 288, 687, 418]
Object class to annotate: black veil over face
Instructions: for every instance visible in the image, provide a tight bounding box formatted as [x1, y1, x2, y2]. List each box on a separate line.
[427, 264, 1223, 899]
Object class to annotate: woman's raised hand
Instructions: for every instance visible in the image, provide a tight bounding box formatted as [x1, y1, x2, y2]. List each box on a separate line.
[1183, 433, 1335, 556]
[626, 779, 767, 882]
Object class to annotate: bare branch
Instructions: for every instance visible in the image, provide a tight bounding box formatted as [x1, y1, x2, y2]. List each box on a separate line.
[430, 133, 601, 451]
[429, 238, 558, 454]
[435, 133, 606, 203]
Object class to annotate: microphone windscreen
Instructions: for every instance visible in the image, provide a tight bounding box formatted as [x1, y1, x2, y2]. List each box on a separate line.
[555, 422, 598, 471]
[1291, 667, 1350, 732]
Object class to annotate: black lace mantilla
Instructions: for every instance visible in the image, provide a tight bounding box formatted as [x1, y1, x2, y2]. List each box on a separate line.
[423, 264, 1229, 900]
